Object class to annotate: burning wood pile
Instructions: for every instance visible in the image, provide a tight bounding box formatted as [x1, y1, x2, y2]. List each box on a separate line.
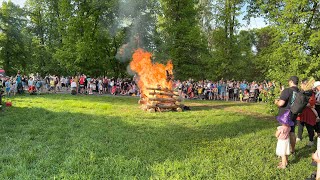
[139, 87, 184, 112]
[130, 49, 184, 112]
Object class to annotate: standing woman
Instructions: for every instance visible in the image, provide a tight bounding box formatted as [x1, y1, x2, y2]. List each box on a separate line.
[57, 75, 61, 92]
[296, 79, 318, 146]
[16, 71, 23, 94]
[187, 84, 193, 99]
[314, 81, 320, 138]
[103, 77, 108, 94]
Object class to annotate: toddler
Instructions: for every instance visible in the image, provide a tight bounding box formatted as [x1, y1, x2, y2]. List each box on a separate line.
[5, 80, 10, 97]
[275, 115, 292, 169]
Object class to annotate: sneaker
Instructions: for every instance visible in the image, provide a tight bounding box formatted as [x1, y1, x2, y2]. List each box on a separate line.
[296, 138, 301, 142]
[308, 141, 315, 147]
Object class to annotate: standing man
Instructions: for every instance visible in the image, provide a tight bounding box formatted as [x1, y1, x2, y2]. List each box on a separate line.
[16, 71, 23, 94]
[275, 76, 299, 154]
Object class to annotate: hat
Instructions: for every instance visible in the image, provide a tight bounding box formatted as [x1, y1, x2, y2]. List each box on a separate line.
[276, 110, 294, 126]
[289, 76, 299, 85]
[313, 81, 320, 89]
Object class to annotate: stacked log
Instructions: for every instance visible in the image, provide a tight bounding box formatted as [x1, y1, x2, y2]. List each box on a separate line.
[140, 87, 184, 112]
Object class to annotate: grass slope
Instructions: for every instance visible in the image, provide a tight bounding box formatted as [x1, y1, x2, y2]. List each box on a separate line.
[0, 94, 317, 179]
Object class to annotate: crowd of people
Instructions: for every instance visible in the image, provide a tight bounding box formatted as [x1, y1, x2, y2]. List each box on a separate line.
[0, 72, 139, 97]
[1, 72, 279, 104]
[173, 79, 277, 102]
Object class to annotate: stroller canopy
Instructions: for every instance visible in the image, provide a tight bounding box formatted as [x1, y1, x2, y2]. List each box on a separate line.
[0, 69, 5, 77]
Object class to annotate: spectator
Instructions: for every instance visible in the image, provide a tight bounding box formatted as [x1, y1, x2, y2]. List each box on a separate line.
[296, 79, 319, 146]
[5, 79, 10, 97]
[275, 76, 300, 154]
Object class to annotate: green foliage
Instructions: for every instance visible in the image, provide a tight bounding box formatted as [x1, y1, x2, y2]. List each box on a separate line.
[158, 0, 209, 80]
[0, 0, 319, 84]
[0, 1, 29, 75]
[247, 0, 320, 82]
[266, 83, 281, 116]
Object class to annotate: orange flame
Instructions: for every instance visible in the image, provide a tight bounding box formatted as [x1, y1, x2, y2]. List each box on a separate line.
[130, 49, 173, 97]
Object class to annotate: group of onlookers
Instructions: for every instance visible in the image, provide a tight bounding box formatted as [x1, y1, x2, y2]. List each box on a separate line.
[67, 75, 138, 96]
[0, 72, 139, 97]
[1, 72, 281, 104]
[2, 74, 279, 103]
[173, 79, 277, 102]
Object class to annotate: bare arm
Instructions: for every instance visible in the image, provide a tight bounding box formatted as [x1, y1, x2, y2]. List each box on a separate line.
[275, 129, 280, 138]
[312, 152, 320, 180]
[275, 99, 286, 107]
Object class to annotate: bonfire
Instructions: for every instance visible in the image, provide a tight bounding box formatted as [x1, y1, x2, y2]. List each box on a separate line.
[130, 49, 184, 112]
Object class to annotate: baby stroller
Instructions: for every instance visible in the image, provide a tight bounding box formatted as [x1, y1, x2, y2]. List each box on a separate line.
[28, 85, 37, 95]
[71, 88, 77, 95]
[70, 82, 77, 95]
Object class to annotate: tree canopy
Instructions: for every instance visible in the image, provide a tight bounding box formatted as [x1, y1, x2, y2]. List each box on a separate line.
[0, 0, 319, 82]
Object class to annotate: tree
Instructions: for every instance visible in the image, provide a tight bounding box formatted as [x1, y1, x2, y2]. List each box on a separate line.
[247, 0, 320, 82]
[158, 0, 209, 80]
[0, 1, 29, 76]
[208, 0, 254, 80]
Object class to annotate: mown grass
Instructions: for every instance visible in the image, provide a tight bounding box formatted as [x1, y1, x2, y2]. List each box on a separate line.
[0, 94, 317, 179]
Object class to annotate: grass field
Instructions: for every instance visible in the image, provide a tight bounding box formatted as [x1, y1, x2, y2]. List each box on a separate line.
[0, 94, 317, 179]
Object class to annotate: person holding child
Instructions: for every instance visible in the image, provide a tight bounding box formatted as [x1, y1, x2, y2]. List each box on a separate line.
[305, 81, 320, 180]
[296, 79, 320, 146]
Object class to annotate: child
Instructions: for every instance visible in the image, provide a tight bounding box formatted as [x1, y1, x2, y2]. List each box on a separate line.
[70, 79, 77, 95]
[208, 88, 213, 100]
[243, 90, 250, 102]
[111, 84, 117, 95]
[89, 80, 95, 95]
[36, 80, 42, 94]
[239, 90, 243, 102]
[213, 86, 218, 100]
[50, 78, 55, 93]
[233, 87, 239, 101]
[98, 79, 103, 95]
[11, 82, 17, 96]
[225, 86, 229, 101]
[275, 115, 292, 169]
[5, 80, 11, 97]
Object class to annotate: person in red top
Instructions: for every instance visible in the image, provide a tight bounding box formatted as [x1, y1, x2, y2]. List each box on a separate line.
[187, 84, 194, 99]
[79, 75, 85, 94]
[296, 79, 319, 146]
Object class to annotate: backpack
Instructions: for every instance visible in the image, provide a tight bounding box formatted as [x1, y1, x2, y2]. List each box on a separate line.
[290, 90, 311, 114]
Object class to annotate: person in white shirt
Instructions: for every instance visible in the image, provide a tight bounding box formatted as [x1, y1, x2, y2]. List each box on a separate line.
[28, 77, 34, 88]
[61, 76, 66, 91]
[70, 78, 77, 95]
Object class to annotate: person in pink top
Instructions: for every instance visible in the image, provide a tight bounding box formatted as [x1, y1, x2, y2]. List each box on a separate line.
[275, 113, 293, 169]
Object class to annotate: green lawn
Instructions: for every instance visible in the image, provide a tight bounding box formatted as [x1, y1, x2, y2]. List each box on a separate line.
[0, 94, 317, 179]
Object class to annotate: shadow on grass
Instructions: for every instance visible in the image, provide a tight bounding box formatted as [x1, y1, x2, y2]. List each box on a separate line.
[188, 101, 258, 110]
[290, 144, 316, 165]
[0, 104, 276, 179]
[9, 93, 140, 106]
[188, 101, 274, 121]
